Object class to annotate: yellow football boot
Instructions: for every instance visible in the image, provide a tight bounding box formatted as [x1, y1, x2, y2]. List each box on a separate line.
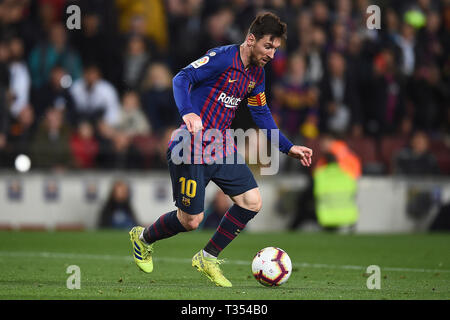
[129, 226, 154, 273]
[192, 250, 232, 287]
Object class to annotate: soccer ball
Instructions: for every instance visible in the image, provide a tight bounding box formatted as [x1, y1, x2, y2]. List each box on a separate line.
[251, 247, 292, 287]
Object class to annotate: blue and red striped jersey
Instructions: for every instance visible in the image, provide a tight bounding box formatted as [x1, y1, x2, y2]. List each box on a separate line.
[170, 44, 293, 162]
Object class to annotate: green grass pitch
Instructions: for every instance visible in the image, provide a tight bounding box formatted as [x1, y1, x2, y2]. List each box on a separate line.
[0, 230, 448, 300]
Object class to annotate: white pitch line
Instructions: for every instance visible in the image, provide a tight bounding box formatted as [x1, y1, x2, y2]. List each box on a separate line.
[0, 251, 448, 274]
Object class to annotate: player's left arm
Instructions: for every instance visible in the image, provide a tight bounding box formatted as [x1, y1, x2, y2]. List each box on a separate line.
[247, 78, 312, 167]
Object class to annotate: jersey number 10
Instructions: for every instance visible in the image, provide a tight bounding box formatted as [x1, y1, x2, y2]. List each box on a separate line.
[179, 177, 197, 198]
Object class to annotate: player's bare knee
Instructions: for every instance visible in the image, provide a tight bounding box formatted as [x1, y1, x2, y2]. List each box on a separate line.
[185, 215, 203, 230]
[178, 209, 203, 231]
[242, 193, 262, 212]
[248, 189, 262, 212]
[232, 188, 262, 212]
[248, 196, 262, 212]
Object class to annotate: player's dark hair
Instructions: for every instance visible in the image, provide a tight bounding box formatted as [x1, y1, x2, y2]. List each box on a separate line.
[248, 12, 287, 41]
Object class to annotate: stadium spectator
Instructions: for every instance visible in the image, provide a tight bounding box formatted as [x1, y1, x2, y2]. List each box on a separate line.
[346, 32, 367, 85]
[7, 103, 35, 162]
[288, 9, 313, 54]
[379, 7, 402, 48]
[303, 25, 327, 85]
[319, 51, 361, 135]
[67, 0, 123, 90]
[116, 0, 169, 53]
[123, 35, 153, 90]
[28, 22, 82, 90]
[70, 121, 99, 169]
[32, 65, 76, 126]
[197, 6, 239, 58]
[225, 0, 262, 35]
[365, 48, 406, 136]
[70, 64, 138, 168]
[0, 0, 38, 54]
[140, 62, 181, 134]
[98, 179, 139, 229]
[407, 63, 447, 132]
[311, 0, 331, 32]
[0, 39, 10, 167]
[416, 11, 444, 67]
[272, 52, 318, 140]
[30, 107, 72, 171]
[71, 12, 110, 82]
[0, 89, 8, 168]
[327, 21, 348, 54]
[8, 36, 30, 120]
[166, 0, 205, 72]
[393, 130, 440, 175]
[335, 0, 356, 32]
[116, 91, 150, 137]
[395, 22, 417, 77]
[4, 36, 35, 161]
[101, 129, 145, 169]
[36, 0, 66, 31]
[69, 64, 121, 136]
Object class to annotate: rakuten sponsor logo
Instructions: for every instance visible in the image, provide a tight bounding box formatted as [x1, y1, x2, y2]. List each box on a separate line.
[217, 92, 241, 108]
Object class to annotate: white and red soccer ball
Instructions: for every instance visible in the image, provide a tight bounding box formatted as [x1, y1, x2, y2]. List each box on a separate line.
[251, 247, 292, 287]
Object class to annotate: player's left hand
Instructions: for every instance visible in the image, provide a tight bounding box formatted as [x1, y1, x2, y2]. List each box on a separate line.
[288, 145, 313, 167]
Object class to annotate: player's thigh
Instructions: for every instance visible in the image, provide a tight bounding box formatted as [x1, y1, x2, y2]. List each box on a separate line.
[168, 154, 206, 216]
[230, 187, 262, 212]
[211, 155, 260, 211]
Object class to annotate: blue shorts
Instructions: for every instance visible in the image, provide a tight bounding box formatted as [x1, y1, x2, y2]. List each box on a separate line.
[167, 150, 258, 215]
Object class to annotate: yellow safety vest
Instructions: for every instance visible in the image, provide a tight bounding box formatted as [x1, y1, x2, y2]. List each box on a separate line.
[313, 163, 358, 227]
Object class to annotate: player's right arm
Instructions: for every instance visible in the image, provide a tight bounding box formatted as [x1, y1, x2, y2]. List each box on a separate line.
[172, 50, 228, 134]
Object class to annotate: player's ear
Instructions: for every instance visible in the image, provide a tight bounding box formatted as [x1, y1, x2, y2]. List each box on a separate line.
[246, 33, 256, 47]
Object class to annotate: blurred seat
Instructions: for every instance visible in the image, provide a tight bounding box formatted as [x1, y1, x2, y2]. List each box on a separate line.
[429, 138, 450, 174]
[346, 136, 383, 175]
[380, 136, 408, 174]
[132, 134, 160, 168]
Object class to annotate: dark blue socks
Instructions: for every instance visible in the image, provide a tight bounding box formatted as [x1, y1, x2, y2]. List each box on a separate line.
[143, 210, 187, 244]
[204, 204, 258, 257]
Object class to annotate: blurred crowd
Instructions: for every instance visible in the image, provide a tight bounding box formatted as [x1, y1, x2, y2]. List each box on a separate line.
[0, 0, 448, 175]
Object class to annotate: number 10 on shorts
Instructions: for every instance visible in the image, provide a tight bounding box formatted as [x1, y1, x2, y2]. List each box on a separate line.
[179, 177, 197, 198]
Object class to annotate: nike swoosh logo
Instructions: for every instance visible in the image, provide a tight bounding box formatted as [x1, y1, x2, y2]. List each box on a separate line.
[228, 79, 238, 83]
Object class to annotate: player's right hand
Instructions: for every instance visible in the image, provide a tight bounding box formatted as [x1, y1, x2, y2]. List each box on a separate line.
[182, 113, 203, 134]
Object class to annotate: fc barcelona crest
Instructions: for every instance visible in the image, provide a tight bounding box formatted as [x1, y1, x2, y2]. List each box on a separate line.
[182, 196, 191, 207]
[247, 81, 256, 93]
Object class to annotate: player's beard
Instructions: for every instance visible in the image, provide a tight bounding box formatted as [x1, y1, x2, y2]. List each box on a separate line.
[249, 50, 267, 67]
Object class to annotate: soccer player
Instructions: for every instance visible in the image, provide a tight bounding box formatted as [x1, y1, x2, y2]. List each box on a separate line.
[129, 12, 313, 287]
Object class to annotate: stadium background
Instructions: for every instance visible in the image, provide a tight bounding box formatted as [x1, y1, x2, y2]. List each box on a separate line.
[0, 0, 449, 302]
[0, 0, 449, 232]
